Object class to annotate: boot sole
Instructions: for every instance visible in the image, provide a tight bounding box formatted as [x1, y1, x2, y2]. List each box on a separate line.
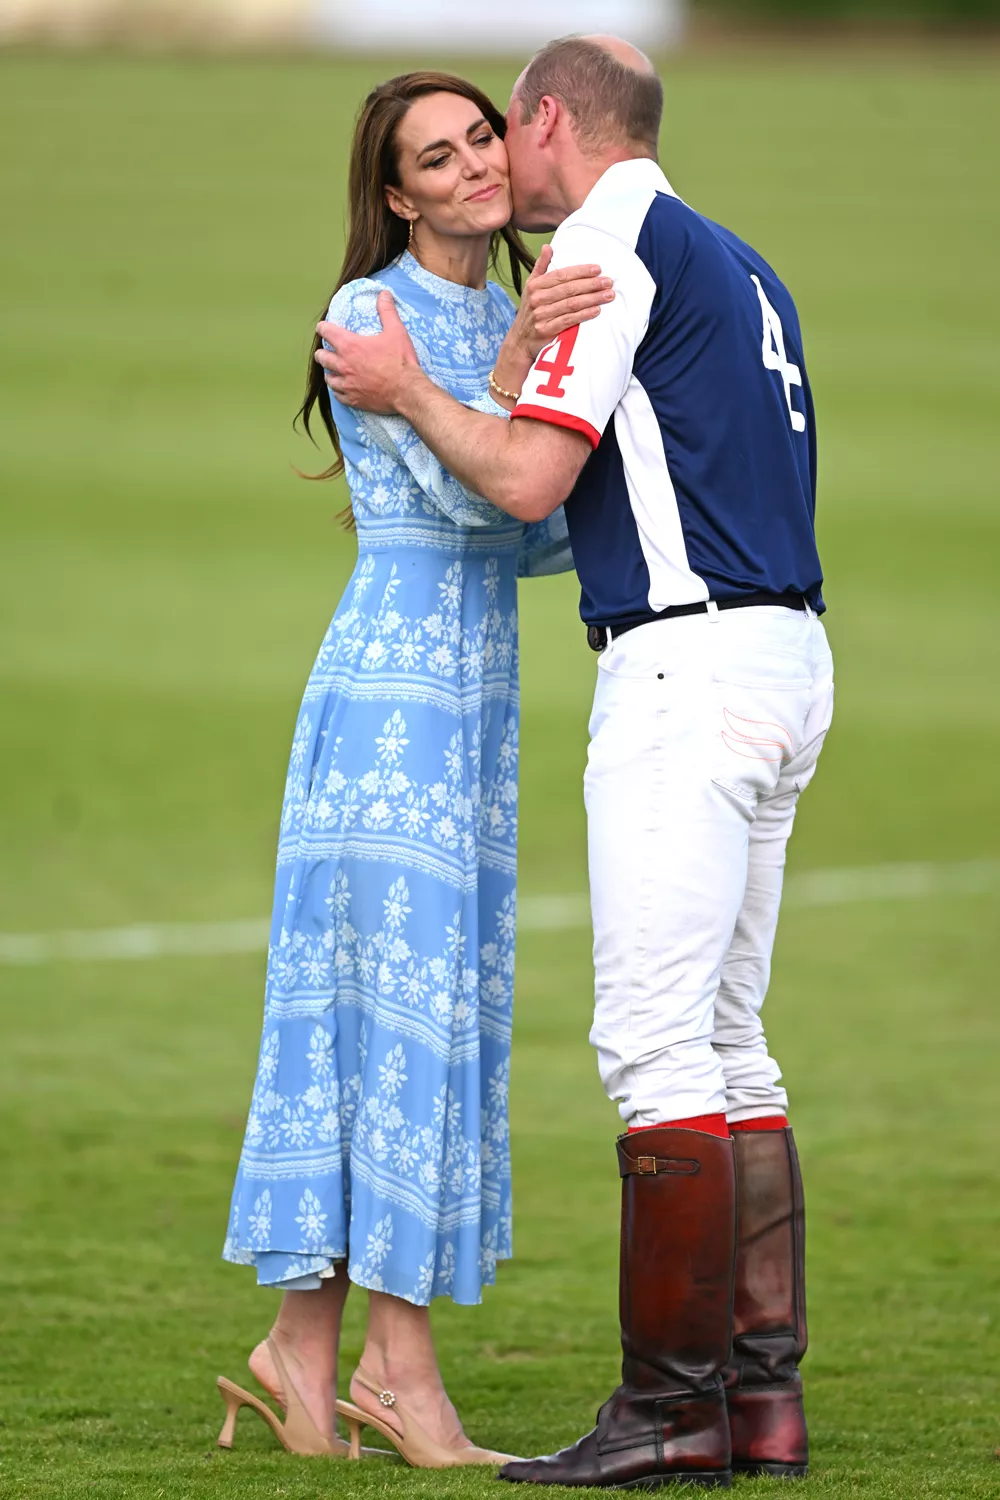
[616, 1474, 732, 1491]
[733, 1461, 807, 1479]
[500, 1475, 732, 1491]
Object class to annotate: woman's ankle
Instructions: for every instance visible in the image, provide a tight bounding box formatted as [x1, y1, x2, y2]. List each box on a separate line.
[360, 1292, 443, 1392]
[268, 1270, 349, 1371]
[359, 1302, 437, 1380]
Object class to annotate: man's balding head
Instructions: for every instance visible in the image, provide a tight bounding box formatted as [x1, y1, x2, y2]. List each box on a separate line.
[515, 34, 662, 156]
[580, 33, 657, 72]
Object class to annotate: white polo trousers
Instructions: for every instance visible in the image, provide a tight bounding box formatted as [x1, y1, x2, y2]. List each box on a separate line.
[585, 605, 834, 1127]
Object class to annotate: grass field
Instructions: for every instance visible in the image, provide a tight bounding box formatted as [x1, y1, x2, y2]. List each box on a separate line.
[1, 45, 999, 1499]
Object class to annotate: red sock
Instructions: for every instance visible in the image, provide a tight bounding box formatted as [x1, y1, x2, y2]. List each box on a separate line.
[628, 1112, 730, 1140]
[728, 1114, 789, 1133]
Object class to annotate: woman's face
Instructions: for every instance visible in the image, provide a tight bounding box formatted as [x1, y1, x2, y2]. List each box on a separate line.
[386, 92, 512, 241]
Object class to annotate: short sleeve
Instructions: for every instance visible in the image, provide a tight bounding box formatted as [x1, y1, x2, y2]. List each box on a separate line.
[511, 225, 656, 450]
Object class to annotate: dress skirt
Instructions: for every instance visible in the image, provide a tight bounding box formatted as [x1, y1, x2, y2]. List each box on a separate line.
[224, 520, 523, 1305]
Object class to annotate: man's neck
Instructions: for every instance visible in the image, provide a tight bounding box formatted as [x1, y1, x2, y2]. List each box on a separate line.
[556, 146, 657, 222]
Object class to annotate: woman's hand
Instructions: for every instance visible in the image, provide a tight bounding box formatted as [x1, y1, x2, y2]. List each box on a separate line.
[514, 244, 615, 358]
[490, 245, 614, 407]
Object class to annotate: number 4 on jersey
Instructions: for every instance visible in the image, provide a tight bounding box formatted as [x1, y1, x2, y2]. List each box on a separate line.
[534, 324, 580, 399]
[751, 274, 806, 433]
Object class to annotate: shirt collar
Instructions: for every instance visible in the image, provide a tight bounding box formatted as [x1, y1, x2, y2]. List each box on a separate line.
[579, 157, 678, 212]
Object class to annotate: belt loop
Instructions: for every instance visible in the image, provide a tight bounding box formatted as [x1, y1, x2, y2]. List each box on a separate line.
[706, 600, 720, 624]
[803, 597, 815, 619]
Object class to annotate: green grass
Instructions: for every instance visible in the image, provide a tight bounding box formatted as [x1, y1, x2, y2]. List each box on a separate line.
[1, 46, 999, 1499]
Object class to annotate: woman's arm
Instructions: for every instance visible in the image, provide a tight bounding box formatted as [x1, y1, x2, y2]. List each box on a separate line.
[318, 227, 644, 523]
[486, 246, 614, 412]
[518, 507, 576, 578]
[325, 281, 509, 529]
[326, 261, 610, 527]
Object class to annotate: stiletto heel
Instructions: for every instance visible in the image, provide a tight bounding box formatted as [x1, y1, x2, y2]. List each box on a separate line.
[335, 1366, 517, 1468]
[216, 1337, 351, 1457]
[216, 1383, 241, 1448]
[342, 1411, 363, 1460]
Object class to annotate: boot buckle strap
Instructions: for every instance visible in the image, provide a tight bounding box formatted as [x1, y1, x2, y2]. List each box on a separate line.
[622, 1154, 700, 1177]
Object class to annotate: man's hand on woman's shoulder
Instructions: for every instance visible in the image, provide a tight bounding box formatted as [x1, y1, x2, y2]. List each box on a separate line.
[316, 291, 419, 414]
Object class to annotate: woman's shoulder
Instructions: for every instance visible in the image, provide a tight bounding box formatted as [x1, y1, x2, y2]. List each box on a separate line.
[487, 280, 517, 314]
[486, 280, 517, 331]
[326, 275, 389, 334]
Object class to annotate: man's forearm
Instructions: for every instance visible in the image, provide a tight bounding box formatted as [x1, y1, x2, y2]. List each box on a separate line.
[393, 366, 538, 519]
[316, 289, 592, 515]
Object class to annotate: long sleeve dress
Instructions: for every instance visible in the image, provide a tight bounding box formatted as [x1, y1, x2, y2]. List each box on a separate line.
[223, 250, 573, 1306]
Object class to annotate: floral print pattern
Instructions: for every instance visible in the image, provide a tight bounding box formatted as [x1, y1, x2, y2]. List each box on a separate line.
[224, 253, 571, 1304]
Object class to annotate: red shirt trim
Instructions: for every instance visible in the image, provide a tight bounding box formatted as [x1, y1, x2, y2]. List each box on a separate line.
[628, 1113, 730, 1140]
[511, 403, 601, 451]
[729, 1115, 789, 1133]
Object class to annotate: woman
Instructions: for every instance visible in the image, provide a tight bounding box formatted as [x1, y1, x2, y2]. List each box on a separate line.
[218, 73, 612, 1465]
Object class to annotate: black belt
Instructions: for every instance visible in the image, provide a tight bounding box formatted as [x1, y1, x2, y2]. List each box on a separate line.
[586, 591, 808, 653]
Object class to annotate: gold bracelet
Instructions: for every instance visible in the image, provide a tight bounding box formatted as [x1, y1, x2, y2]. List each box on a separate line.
[488, 367, 521, 402]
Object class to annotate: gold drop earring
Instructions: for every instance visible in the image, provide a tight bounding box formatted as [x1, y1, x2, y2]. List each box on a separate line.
[408, 219, 414, 247]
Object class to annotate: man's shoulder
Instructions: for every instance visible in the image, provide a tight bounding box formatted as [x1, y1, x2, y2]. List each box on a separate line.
[633, 203, 801, 323]
[696, 216, 801, 326]
[554, 185, 697, 276]
[695, 214, 775, 278]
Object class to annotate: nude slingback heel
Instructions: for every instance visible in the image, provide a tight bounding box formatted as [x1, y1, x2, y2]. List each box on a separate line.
[217, 1336, 351, 1457]
[336, 1366, 517, 1468]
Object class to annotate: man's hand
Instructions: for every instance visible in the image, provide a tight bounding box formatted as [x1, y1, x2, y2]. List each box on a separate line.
[314, 260, 595, 524]
[316, 291, 420, 414]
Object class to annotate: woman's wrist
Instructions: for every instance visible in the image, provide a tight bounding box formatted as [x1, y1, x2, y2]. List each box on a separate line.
[491, 334, 532, 410]
[488, 367, 521, 411]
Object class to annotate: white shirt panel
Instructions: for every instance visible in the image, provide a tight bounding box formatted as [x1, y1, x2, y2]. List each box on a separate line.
[614, 379, 708, 610]
[513, 223, 656, 448]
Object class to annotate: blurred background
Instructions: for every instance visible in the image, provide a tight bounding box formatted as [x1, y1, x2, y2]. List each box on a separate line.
[1, 2, 998, 1496]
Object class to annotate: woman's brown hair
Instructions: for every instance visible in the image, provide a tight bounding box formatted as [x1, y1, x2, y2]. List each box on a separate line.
[297, 72, 534, 497]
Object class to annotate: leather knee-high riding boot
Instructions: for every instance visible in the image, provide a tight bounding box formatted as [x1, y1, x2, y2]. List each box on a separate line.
[500, 1128, 736, 1490]
[724, 1126, 809, 1478]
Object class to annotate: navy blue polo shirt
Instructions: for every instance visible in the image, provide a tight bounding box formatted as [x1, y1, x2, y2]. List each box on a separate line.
[512, 159, 824, 628]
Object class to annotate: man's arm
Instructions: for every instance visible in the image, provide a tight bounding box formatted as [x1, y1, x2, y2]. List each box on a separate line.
[319, 302, 587, 520]
[318, 226, 649, 520]
[389, 353, 590, 522]
[317, 259, 603, 520]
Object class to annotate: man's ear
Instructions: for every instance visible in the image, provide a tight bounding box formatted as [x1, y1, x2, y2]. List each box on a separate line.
[535, 95, 562, 149]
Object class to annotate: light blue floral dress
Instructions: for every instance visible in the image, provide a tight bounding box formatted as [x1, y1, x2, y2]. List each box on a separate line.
[224, 252, 572, 1306]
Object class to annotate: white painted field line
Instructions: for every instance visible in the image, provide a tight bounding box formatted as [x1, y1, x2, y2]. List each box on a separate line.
[0, 858, 997, 967]
[783, 857, 1000, 908]
[0, 918, 270, 967]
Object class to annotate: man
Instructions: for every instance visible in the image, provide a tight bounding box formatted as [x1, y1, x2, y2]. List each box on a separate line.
[318, 34, 833, 1489]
